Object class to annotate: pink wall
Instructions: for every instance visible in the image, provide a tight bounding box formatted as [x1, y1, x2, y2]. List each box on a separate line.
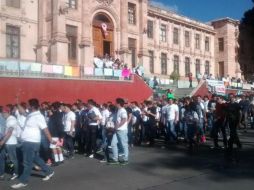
[0, 75, 153, 105]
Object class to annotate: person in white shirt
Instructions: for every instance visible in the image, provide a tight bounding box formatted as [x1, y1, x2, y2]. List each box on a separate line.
[0, 107, 20, 180]
[100, 103, 110, 151]
[62, 104, 76, 158]
[130, 101, 142, 145]
[110, 98, 129, 165]
[0, 107, 5, 181]
[165, 98, 179, 143]
[11, 99, 55, 189]
[15, 104, 27, 129]
[86, 99, 102, 158]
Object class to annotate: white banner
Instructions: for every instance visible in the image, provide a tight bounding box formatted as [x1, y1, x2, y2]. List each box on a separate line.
[206, 79, 224, 86]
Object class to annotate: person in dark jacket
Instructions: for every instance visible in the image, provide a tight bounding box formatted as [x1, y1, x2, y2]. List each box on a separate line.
[48, 102, 65, 165]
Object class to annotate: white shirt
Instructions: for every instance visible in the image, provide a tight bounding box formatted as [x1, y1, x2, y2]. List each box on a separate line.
[15, 110, 26, 129]
[5, 115, 19, 145]
[161, 104, 168, 124]
[166, 104, 179, 121]
[0, 113, 5, 138]
[132, 107, 141, 125]
[88, 107, 102, 126]
[199, 102, 205, 118]
[203, 100, 209, 113]
[21, 111, 47, 143]
[116, 108, 128, 131]
[142, 107, 148, 122]
[101, 109, 110, 126]
[63, 111, 76, 132]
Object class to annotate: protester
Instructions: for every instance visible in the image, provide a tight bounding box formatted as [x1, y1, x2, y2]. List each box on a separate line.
[11, 99, 55, 189]
[0, 107, 20, 180]
[110, 98, 129, 165]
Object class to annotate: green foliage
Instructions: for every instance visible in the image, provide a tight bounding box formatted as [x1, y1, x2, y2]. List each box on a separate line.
[170, 71, 180, 81]
[238, 3, 254, 80]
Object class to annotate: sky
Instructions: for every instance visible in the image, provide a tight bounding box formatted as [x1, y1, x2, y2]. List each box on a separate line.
[150, 0, 253, 22]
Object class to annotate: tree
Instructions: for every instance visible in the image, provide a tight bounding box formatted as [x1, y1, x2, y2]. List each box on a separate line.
[238, 1, 254, 81]
[170, 71, 180, 82]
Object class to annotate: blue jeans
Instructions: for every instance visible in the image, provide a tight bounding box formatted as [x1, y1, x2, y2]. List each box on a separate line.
[207, 113, 214, 131]
[111, 130, 129, 162]
[166, 120, 177, 142]
[18, 141, 53, 184]
[63, 133, 74, 156]
[187, 124, 197, 147]
[198, 118, 205, 136]
[5, 144, 19, 175]
[0, 147, 5, 176]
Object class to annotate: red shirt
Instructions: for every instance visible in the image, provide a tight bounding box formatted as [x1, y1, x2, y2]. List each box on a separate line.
[215, 102, 227, 121]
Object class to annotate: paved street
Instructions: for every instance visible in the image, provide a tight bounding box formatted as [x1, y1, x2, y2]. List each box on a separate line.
[1, 131, 254, 190]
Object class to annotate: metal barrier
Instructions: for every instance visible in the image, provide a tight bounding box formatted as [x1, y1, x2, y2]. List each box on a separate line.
[0, 59, 133, 82]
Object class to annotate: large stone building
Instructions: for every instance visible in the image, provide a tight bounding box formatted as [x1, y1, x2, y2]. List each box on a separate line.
[0, 0, 242, 80]
[0, 0, 38, 61]
[211, 18, 241, 79]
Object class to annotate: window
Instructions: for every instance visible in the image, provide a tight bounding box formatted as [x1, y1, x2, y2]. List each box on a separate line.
[195, 34, 200, 49]
[128, 3, 136, 25]
[129, 38, 137, 68]
[160, 24, 166, 42]
[66, 25, 77, 61]
[161, 53, 167, 75]
[195, 59, 201, 76]
[205, 61, 210, 75]
[173, 28, 179, 45]
[147, 20, 154, 39]
[185, 57, 191, 77]
[185, 31, 190, 47]
[148, 51, 154, 73]
[173, 55, 179, 74]
[219, 38, 224, 51]
[219, 61, 224, 77]
[6, 0, 20, 8]
[67, 0, 77, 9]
[6, 25, 20, 59]
[205, 37, 210, 51]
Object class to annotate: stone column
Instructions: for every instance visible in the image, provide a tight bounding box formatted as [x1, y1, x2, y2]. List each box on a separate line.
[50, 0, 68, 65]
[80, 0, 93, 67]
[37, 0, 48, 63]
[138, 0, 149, 74]
[120, 0, 128, 60]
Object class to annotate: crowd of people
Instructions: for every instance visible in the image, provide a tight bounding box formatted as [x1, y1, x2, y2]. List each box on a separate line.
[93, 55, 145, 80]
[1, 94, 254, 189]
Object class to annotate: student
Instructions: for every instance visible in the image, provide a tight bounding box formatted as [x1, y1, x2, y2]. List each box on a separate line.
[110, 98, 129, 165]
[62, 104, 76, 159]
[0, 107, 20, 180]
[11, 99, 55, 189]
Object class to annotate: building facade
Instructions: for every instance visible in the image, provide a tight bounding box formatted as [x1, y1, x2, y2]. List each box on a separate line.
[0, 0, 242, 80]
[0, 0, 38, 61]
[211, 18, 242, 79]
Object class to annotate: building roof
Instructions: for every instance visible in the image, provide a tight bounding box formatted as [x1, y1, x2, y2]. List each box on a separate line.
[148, 4, 215, 33]
[210, 17, 240, 25]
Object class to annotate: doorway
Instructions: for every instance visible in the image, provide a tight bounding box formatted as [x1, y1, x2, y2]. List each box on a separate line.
[219, 61, 224, 78]
[103, 41, 111, 56]
[92, 13, 114, 57]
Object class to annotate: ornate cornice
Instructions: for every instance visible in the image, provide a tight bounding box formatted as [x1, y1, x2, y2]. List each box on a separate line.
[96, 0, 114, 6]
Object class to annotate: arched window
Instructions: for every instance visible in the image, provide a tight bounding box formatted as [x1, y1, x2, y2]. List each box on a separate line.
[173, 55, 179, 74]
[205, 61, 210, 75]
[185, 57, 190, 77]
[195, 59, 201, 76]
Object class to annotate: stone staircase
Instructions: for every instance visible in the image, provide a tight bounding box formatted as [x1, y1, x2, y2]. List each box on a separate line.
[174, 87, 194, 98]
[155, 80, 206, 99]
[155, 85, 194, 98]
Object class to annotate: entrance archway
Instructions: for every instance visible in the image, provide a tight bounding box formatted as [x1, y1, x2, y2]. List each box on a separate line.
[92, 13, 114, 57]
